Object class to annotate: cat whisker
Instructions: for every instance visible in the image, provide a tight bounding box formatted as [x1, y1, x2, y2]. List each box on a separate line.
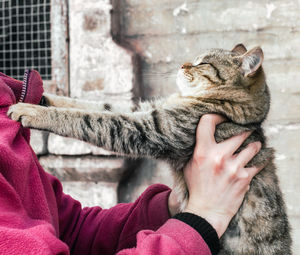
[143, 73, 177, 80]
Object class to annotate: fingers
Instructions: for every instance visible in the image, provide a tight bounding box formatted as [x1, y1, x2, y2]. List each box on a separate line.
[234, 142, 261, 168]
[219, 131, 252, 156]
[196, 114, 227, 146]
[245, 163, 266, 179]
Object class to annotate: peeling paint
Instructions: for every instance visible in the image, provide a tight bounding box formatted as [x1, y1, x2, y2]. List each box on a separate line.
[280, 88, 286, 93]
[83, 79, 104, 91]
[83, 10, 108, 31]
[173, 1, 189, 17]
[275, 153, 287, 161]
[265, 123, 300, 134]
[166, 55, 172, 62]
[266, 3, 276, 19]
[286, 125, 300, 131]
[145, 50, 153, 58]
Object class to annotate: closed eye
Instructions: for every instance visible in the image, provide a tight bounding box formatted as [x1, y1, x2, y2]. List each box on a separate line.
[196, 62, 210, 66]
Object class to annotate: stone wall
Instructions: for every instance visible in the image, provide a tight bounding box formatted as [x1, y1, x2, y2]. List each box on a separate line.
[31, 0, 300, 252]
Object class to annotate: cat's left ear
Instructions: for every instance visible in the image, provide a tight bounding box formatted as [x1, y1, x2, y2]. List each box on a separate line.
[232, 43, 247, 55]
[241, 47, 264, 77]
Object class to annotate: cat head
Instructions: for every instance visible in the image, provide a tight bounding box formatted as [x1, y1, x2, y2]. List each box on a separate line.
[177, 44, 270, 124]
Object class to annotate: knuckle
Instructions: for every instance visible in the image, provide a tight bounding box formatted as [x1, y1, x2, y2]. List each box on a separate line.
[201, 114, 213, 123]
[210, 154, 228, 174]
[240, 172, 250, 181]
[193, 147, 206, 159]
[229, 164, 249, 180]
[193, 150, 207, 165]
[213, 154, 226, 167]
[235, 160, 244, 170]
[228, 169, 238, 180]
[240, 175, 252, 186]
[249, 142, 261, 153]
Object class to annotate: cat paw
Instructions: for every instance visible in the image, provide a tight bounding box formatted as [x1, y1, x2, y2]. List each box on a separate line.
[39, 93, 54, 106]
[7, 103, 42, 128]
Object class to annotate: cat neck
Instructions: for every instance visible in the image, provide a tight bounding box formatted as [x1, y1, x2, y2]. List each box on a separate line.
[174, 85, 270, 125]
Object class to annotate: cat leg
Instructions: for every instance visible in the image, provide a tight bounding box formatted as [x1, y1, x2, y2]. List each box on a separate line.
[41, 93, 135, 113]
[7, 103, 197, 159]
[172, 170, 189, 211]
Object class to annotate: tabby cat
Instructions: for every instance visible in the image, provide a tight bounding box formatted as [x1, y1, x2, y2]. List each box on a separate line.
[8, 44, 292, 254]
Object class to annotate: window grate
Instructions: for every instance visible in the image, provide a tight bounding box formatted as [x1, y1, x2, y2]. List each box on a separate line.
[0, 0, 52, 80]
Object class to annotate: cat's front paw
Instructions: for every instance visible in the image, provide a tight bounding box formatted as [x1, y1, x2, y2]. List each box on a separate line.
[7, 103, 43, 128]
[39, 93, 54, 106]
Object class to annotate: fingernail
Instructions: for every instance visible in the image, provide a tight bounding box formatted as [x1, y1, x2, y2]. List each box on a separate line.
[244, 131, 252, 138]
[255, 142, 262, 152]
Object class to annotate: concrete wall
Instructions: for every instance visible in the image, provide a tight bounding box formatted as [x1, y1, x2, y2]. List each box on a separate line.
[31, 0, 300, 252]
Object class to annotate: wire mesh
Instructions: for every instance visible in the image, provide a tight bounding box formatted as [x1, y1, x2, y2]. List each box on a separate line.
[0, 0, 51, 80]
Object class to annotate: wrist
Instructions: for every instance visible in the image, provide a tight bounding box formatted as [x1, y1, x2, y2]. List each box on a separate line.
[184, 204, 232, 238]
[168, 190, 181, 217]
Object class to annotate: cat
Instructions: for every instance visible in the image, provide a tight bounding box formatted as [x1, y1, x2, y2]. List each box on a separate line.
[8, 44, 292, 254]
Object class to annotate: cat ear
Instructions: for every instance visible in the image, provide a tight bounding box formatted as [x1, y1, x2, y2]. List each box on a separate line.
[231, 44, 247, 55]
[241, 47, 264, 77]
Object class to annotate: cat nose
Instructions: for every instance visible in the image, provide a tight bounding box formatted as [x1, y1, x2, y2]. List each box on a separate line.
[181, 62, 193, 69]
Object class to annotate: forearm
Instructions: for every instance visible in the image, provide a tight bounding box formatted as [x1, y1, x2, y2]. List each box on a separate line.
[52, 173, 172, 254]
[117, 216, 219, 255]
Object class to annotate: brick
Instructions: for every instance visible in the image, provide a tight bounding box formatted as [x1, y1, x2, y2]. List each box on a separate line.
[47, 133, 115, 156]
[61, 181, 118, 208]
[39, 155, 127, 182]
[69, 0, 136, 102]
[30, 130, 48, 155]
[121, 0, 300, 36]
[124, 31, 300, 65]
[122, 0, 181, 7]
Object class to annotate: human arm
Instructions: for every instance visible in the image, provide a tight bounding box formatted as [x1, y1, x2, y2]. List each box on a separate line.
[182, 114, 263, 237]
[51, 173, 172, 255]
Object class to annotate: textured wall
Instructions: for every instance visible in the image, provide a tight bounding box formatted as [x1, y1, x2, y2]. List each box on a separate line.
[114, 1, 300, 253]
[30, 0, 300, 252]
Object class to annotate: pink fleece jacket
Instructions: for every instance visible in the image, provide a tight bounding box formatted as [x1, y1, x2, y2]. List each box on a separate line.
[0, 71, 212, 255]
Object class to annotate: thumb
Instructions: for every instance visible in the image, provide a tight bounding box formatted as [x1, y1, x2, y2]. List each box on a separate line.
[196, 114, 227, 147]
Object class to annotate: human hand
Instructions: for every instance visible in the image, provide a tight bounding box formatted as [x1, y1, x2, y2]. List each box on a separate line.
[183, 114, 264, 237]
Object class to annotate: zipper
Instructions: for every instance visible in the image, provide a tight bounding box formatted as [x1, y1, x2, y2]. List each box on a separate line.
[19, 69, 31, 102]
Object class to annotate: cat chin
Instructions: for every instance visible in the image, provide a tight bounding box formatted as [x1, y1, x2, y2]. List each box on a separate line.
[176, 71, 193, 93]
[176, 76, 207, 97]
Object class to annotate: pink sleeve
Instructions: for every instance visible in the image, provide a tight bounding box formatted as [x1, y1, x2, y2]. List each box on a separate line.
[117, 219, 212, 255]
[50, 173, 173, 254]
[0, 173, 69, 255]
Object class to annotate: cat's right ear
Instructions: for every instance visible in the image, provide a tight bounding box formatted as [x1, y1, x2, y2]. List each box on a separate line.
[241, 47, 264, 77]
[232, 44, 247, 55]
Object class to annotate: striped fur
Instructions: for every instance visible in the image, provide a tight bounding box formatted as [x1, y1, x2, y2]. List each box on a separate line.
[8, 45, 291, 254]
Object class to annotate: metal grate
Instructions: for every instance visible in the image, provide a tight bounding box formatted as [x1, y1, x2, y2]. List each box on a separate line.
[0, 0, 51, 80]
